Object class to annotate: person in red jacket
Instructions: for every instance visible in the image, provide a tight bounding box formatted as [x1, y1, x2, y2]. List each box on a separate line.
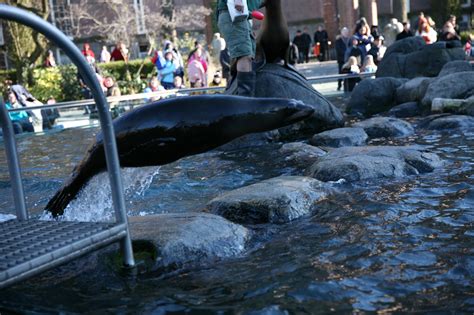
[110, 41, 129, 62]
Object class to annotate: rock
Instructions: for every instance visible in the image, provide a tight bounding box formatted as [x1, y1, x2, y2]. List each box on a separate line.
[422, 71, 474, 107]
[421, 114, 474, 130]
[395, 77, 433, 104]
[279, 142, 327, 167]
[377, 38, 466, 79]
[310, 127, 368, 147]
[129, 213, 250, 268]
[438, 60, 473, 77]
[306, 146, 443, 182]
[431, 98, 466, 113]
[347, 77, 407, 117]
[388, 102, 422, 118]
[206, 176, 327, 224]
[353, 117, 414, 138]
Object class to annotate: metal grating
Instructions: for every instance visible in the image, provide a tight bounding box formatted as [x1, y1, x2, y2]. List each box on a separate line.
[0, 219, 127, 289]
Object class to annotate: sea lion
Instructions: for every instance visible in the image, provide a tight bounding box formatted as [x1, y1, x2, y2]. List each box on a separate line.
[45, 95, 314, 217]
[256, 0, 290, 64]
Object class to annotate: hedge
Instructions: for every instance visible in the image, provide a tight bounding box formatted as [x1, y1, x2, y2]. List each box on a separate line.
[0, 59, 157, 102]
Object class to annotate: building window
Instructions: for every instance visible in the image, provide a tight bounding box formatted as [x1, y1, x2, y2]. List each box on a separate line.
[461, 0, 471, 8]
[134, 0, 146, 34]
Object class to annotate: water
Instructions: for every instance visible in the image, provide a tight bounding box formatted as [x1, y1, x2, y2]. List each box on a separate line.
[0, 112, 473, 313]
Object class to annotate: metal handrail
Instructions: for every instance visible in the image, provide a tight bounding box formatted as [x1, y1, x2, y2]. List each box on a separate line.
[5, 71, 371, 114]
[0, 5, 134, 267]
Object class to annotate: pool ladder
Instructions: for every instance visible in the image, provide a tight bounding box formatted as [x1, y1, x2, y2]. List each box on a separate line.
[0, 4, 135, 289]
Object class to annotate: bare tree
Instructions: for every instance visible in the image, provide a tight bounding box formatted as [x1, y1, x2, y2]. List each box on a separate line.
[3, 0, 50, 83]
[61, 0, 211, 49]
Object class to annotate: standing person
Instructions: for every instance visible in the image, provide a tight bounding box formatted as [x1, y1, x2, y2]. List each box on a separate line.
[217, 0, 262, 96]
[344, 37, 363, 66]
[219, 47, 231, 83]
[440, 15, 461, 42]
[159, 51, 177, 90]
[82, 43, 95, 64]
[396, 22, 413, 41]
[187, 52, 207, 88]
[353, 24, 374, 61]
[288, 41, 299, 65]
[44, 50, 57, 67]
[110, 41, 129, 62]
[103, 76, 121, 110]
[211, 33, 226, 67]
[293, 30, 305, 64]
[100, 46, 111, 63]
[335, 27, 350, 91]
[314, 25, 329, 61]
[301, 27, 312, 63]
[164, 41, 185, 79]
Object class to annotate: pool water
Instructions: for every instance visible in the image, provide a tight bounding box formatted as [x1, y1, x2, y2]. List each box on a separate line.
[0, 110, 473, 313]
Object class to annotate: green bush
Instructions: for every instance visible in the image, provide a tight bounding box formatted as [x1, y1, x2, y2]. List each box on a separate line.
[0, 58, 157, 102]
[460, 30, 472, 44]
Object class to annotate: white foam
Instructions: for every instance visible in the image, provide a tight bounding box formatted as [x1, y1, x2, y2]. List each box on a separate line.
[44, 166, 161, 222]
[0, 213, 16, 222]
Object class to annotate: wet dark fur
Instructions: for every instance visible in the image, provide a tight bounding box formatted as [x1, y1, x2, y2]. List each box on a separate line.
[45, 95, 313, 217]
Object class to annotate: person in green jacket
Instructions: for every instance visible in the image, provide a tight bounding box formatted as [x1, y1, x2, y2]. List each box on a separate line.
[217, 0, 262, 96]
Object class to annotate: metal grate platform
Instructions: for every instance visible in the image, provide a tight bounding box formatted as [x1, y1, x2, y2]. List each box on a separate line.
[0, 219, 127, 289]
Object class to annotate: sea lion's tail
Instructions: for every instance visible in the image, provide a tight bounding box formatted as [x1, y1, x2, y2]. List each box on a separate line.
[45, 144, 104, 217]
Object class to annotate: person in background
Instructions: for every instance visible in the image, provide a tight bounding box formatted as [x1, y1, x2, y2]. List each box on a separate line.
[173, 76, 187, 89]
[100, 46, 111, 63]
[396, 22, 413, 41]
[103, 76, 121, 109]
[110, 41, 129, 62]
[82, 43, 95, 64]
[293, 30, 305, 64]
[345, 37, 363, 66]
[341, 56, 360, 92]
[370, 25, 380, 38]
[361, 55, 377, 73]
[211, 33, 226, 67]
[6, 82, 43, 132]
[416, 16, 437, 44]
[440, 15, 461, 42]
[368, 35, 386, 65]
[314, 25, 329, 61]
[301, 27, 312, 63]
[288, 41, 299, 65]
[383, 18, 403, 46]
[188, 47, 208, 76]
[159, 51, 177, 90]
[143, 76, 165, 102]
[42, 97, 60, 130]
[353, 23, 374, 61]
[335, 27, 351, 91]
[219, 47, 231, 83]
[5, 91, 34, 134]
[187, 51, 207, 88]
[209, 71, 225, 87]
[164, 41, 185, 79]
[44, 50, 57, 67]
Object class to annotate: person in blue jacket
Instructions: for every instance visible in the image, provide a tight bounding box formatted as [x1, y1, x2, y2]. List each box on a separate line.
[5, 91, 34, 134]
[159, 51, 177, 90]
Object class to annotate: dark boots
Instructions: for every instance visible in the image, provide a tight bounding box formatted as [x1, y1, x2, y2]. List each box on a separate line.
[236, 71, 256, 97]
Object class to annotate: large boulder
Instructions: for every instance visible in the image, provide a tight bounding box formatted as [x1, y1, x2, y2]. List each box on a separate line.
[227, 63, 345, 136]
[421, 71, 474, 107]
[306, 146, 443, 182]
[353, 117, 414, 138]
[419, 114, 474, 130]
[347, 77, 407, 117]
[206, 176, 327, 224]
[395, 77, 433, 104]
[310, 127, 368, 147]
[388, 102, 423, 118]
[377, 38, 465, 79]
[278, 142, 327, 169]
[438, 60, 473, 77]
[129, 213, 250, 268]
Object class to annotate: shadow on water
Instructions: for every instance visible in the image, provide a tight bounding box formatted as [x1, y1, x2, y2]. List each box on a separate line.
[0, 110, 473, 313]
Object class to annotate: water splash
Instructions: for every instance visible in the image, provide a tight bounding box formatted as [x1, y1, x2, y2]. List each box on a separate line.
[46, 166, 161, 222]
